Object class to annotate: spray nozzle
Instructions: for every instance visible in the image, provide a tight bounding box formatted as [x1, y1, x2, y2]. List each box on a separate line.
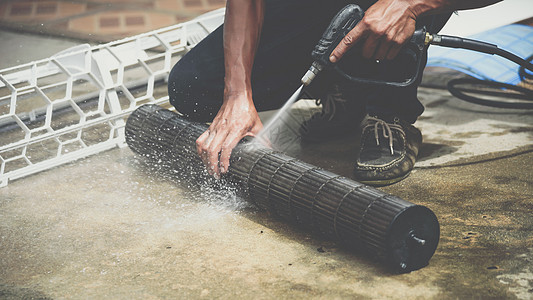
[301, 61, 324, 86]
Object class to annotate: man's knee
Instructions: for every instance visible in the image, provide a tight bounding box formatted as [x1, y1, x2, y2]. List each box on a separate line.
[167, 61, 221, 122]
[168, 62, 187, 106]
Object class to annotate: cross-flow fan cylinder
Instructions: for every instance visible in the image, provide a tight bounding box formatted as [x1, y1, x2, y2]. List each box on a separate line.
[125, 104, 440, 273]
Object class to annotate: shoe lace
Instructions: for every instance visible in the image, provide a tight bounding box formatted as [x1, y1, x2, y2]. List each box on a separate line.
[314, 88, 346, 122]
[363, 116, 403, 155]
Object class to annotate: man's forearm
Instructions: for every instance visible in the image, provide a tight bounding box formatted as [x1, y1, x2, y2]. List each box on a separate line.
[223, 0, 264, 97]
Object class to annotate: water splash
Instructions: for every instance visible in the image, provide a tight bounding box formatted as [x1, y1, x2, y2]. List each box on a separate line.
[255, 84, 304, 152]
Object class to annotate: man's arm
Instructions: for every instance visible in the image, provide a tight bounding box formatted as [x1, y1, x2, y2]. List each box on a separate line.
[196, 0, 265, 178]
[329, 0, 502, 62]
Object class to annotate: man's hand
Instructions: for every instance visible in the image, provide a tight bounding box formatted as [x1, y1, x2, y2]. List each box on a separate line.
[330, 0, 418, 63]
[196, 91, 263, 178]
[329, 0, 502, 63]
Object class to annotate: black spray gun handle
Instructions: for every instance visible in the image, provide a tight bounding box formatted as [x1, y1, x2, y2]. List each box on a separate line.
[301, 4, 428, 88]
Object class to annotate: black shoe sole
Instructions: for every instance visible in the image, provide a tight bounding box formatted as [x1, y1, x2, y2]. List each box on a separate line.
[356, 171, 411, 187]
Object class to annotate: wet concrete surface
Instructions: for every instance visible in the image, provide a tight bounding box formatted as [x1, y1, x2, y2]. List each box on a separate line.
[1, 33, 533, 299]
[2, 143, 531, 299]
[1, 126, 532, 299]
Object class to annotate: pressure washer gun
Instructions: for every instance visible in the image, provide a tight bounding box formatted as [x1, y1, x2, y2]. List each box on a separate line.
[302, 4, 533, 90]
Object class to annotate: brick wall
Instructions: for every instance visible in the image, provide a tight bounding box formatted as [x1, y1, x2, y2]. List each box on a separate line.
[0, 0, 226, 41]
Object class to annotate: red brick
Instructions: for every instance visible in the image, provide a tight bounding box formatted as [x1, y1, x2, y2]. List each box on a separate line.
[148, 13, 175, 29]
[184, 0, 203, 8]
[10, 3, 32, 16]
[59, 3, 86, 16]
[0, 4, 8, 19]
[69, 15, 96, 32]
[36, 3, 57, 15]
[155, 0, 182, 12]
[125, 15, 144, 26]
[100, 16, 120, 28]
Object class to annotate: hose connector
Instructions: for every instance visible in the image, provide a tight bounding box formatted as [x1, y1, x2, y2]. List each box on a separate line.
[425, 33, 442, 46]
[424, 32, 432, 46]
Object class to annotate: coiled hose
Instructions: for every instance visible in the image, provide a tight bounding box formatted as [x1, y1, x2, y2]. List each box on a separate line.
[430, 35, 533, 109]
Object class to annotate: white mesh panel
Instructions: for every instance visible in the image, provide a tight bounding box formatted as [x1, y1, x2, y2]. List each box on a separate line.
[0, 8, 225, 187]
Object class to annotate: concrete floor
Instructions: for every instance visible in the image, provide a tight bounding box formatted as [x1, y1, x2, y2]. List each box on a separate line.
[0, 30, 82, 70]
[1, 31, 532, 299]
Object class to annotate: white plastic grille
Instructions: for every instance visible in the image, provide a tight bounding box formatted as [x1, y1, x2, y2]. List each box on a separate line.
[0, 8, 225, 187]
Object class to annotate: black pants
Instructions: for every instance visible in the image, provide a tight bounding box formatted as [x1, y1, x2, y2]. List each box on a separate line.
[168, 0, 450, 124]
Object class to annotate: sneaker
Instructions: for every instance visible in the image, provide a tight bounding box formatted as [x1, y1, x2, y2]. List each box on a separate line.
[299, 85, 365, 142]
[353, 115, 422, 186]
